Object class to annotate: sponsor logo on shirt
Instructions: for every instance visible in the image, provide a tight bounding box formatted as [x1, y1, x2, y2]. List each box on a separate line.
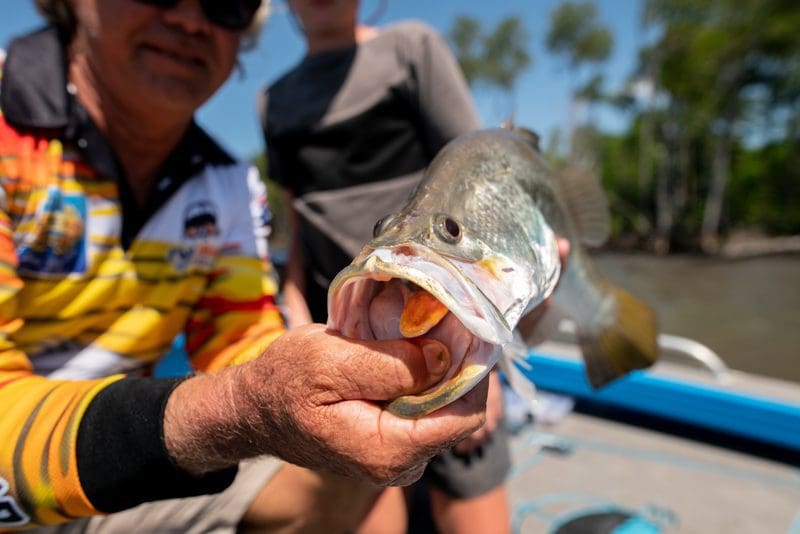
[167, 199, 221, 272]
[18, 186, 87, 274]
[183, 200, 219, 239]
[0, 477, 29, 527]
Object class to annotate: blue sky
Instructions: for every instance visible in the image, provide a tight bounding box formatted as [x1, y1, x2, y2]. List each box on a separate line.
[1, 0, 645, 161]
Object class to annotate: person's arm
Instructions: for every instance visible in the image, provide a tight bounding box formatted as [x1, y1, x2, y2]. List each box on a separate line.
[0, 189, 236, 530]
[0, 163, 487, 530]
[402, 22, 482, 154]
[280, 188, 314, 328]
[163, 324, 487, 484]
[169, 167, 487, 481]
[258, 88, 314, 328]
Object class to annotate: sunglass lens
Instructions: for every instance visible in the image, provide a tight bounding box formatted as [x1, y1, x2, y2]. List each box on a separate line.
[132, 0, 180, 7]
[132, 0, 261, 31]
[200, 0, 262, 30]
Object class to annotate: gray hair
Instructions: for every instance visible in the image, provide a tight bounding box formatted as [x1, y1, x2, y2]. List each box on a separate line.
[34, 0, 271, 50]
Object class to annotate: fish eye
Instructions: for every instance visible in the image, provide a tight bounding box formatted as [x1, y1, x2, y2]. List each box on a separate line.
[434, 214, 461, 243]
[373, 214, 394, 238]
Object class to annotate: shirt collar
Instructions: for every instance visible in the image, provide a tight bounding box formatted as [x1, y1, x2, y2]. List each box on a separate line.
[1, 26, 72, 130]
[1, 25, 236, 173]
[1, 26, 238, 248]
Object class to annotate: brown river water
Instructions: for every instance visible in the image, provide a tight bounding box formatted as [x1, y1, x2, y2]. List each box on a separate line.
[591, 252, 800, 384]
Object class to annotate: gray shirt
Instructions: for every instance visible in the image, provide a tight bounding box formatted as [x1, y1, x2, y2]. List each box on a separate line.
[261, 20, 479, 318]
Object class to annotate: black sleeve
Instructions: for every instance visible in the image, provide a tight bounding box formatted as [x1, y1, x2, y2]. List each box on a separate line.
[76, 377, 238, 513]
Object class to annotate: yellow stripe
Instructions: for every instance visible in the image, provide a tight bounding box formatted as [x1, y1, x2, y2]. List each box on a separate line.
[89, 205, 121, 218]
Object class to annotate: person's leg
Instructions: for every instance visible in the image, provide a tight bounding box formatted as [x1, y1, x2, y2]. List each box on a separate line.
[429, 485, 510, 534]
[353, 486, 407, 534]
[240, 463, 383, 534]
[30, 457, 282, 534]
[31, 457, 382, 534]
[424, 423, 513, 534]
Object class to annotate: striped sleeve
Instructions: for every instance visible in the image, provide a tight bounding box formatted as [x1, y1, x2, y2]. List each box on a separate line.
[0, 137, 236, 530]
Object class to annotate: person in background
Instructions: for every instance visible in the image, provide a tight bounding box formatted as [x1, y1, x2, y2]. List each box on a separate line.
[261, 1, 512, 531]
[0, 1, 490, 532]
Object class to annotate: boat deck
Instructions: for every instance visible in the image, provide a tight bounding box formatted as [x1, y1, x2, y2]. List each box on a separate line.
[507, 410, 800, 533]
[504, 336, 800, 533]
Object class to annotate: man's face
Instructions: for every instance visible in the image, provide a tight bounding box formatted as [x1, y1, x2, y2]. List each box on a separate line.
[70, 0, 243, 117]
[288, 0, 358, 40]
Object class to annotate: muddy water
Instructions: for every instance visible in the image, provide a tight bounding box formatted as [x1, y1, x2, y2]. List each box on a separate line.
[591, 253, 800, 383]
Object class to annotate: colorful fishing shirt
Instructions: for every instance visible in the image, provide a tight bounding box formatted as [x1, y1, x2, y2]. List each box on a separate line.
[0, 27, 284, 529]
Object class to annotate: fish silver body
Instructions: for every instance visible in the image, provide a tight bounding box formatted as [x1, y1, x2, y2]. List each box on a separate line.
[328, 127, 657, 417]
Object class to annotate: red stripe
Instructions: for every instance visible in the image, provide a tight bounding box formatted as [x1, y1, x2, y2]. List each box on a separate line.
[0, 373, 28, 389]
[194, 294, 277, 317]
[184, 321, 216, 355]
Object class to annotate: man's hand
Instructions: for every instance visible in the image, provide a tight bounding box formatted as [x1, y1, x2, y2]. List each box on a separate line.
[164, 325, 487, 486]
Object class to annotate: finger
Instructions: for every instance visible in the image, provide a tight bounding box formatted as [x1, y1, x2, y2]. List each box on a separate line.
[557, 237, 570, 265]
[382, 373, 489, 453]
[453, 430, 485, 455]
[321, 330, 452, 401]
[322, 375, 489, 484]
[483, 410, 499, 434]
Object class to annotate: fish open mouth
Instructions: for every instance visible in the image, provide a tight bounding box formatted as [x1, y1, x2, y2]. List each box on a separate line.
[327, 245, 509, 417]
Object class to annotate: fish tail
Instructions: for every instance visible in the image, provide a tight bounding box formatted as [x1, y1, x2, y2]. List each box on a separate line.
[579, 284, 658, 388]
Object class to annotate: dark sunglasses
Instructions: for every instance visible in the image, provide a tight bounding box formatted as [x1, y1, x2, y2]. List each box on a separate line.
[133, 0, 262, 31]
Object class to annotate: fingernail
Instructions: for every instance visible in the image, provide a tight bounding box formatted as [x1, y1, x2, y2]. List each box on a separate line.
[422, 340, 449, 375]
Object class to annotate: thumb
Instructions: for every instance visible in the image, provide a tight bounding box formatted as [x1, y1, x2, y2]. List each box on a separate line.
[328, 332, 451, 402]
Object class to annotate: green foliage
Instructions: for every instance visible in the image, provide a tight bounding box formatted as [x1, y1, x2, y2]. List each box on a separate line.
[728, 140, 800, 234]
[611, 0, 800, 249]
[546, 1, 613, 68]
[483, 17, 531, 89]
[598, 130, 643, 236]
[451, 1, 800, 250]
[447, 15, 531, 91]
[252, 151, 290, 248]
[448, 15, 484, 86]
[576, 73, 606, 102]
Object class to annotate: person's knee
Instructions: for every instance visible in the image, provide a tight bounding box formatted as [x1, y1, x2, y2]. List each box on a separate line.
[355, 487, 407, 534]
[429, 485, 511, 534]
[239, 464, 381, 533]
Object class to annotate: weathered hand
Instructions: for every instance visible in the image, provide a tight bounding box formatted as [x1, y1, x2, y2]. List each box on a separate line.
[165, 324, 487, 486]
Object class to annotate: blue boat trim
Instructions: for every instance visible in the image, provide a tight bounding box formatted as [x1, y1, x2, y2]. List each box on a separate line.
[523, 351, 800, 452]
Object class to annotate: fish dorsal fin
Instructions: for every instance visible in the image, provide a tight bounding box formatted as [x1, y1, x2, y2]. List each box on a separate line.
[504, 124, 543, 155]
[500, 114, 516, 130]
[557, 163, 610, 247]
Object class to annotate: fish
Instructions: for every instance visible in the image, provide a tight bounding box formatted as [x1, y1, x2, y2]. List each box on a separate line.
[327, 126, 658, 418]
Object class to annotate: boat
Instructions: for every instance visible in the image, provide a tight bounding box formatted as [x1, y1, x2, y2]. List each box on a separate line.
[154, 324, 800, 533]
[502, 323, 800, 533]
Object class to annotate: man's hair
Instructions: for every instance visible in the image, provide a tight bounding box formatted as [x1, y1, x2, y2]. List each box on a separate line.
[33, 0, 271, 50]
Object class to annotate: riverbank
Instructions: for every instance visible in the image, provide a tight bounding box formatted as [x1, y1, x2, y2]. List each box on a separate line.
[591, 252, 800, 384]
[604, 230, 800, 259]
[265, 239, 799, 383]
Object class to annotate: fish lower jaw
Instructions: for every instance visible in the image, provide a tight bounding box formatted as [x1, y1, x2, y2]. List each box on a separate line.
[384, 359, 496, 418]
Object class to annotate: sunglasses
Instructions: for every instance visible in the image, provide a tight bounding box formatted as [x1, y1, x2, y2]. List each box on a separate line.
[133, 0, 262, 31]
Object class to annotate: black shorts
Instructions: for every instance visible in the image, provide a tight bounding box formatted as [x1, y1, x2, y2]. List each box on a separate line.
[424, 422, 511, 499]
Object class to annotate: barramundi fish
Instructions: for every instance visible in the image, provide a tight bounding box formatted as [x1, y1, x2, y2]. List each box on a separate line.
[327, 126, 658, 418]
